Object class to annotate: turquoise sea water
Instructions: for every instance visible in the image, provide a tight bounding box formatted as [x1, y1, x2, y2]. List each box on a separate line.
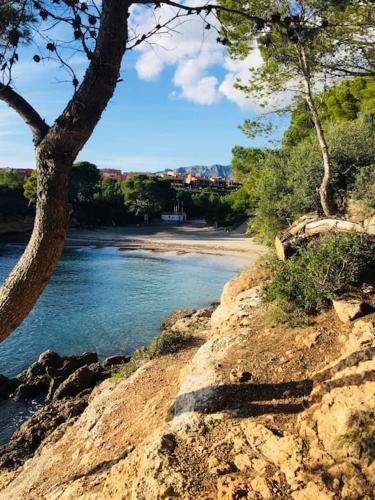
[0, 243, 247, 444]
[0, 243, 247, 377]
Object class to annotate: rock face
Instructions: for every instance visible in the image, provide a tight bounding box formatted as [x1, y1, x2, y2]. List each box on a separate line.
[51, 366, 95, 400]
[332, 298, 368, 323]
[0, 375, 19, 400]
[0, 351, 114, 471]
[0, 272, 374, 499]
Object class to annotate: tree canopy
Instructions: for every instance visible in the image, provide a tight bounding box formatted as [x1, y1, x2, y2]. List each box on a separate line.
[121, 175, 174, 218]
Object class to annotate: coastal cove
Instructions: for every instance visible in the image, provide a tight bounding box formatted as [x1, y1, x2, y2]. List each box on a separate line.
[0, 240, 250, 378]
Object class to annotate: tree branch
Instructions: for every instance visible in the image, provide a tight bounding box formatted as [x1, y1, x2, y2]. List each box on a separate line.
[133, 0, 268, 24]
[0, 83, 50, 144]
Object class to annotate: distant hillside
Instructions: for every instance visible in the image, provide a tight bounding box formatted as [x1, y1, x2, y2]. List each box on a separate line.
[163, 165, 232, 179]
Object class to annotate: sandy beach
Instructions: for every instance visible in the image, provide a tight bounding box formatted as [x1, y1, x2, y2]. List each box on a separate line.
[66, 222, 265, 260]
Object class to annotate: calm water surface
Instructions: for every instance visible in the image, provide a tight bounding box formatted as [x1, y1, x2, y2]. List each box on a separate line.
[0, 244, 247, 377]
[0, 243, 247, 444]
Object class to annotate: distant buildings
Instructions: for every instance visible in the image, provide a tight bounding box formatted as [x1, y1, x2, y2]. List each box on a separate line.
[99, 168, 124, 181]
[0, 167, 241, 193]
[0, 167, 33, 178]
[159, 171, 241, 192]
[16, 168, 33, 178]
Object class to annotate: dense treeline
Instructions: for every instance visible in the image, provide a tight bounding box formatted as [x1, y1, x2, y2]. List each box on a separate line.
[0, 162, 244, 227]
[229, 77, 375, 244]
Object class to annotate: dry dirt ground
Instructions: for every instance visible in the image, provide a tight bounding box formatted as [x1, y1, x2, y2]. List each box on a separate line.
[1, 265, 374, 499]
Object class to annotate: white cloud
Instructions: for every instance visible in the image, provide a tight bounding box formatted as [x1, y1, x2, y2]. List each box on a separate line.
[172, 50, 223, 105]
[129, 4, 296, 112]
[129, 4, 270, 111]
[129, 3, 227, 106]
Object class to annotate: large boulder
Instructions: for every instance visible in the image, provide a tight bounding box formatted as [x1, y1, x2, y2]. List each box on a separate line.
[38, 350, 61, 368]
[47, 352, 98, 380]
[16, 361, 45, 384]
[11, 377, 50, 400]
[52, 366, 97, 400]
[332, 298, 367, 323]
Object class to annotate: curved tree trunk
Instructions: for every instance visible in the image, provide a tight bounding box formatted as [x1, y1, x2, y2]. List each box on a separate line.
[0, 154, 71, 340]
[0, 0, 129, 342]
[299, 46, 335, 217]
[275, 214, 375, 261]
[303, 84, 334, 217]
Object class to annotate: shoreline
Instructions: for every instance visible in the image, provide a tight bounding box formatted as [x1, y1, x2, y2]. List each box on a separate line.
[65, 223, 266, 260]
[1, 222, 266, 260]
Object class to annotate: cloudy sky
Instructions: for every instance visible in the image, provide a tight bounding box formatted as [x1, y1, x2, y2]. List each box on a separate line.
[0, 2, 289, 172]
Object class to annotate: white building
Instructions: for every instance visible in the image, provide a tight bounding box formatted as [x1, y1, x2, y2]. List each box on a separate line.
[161, 212, 187, 222]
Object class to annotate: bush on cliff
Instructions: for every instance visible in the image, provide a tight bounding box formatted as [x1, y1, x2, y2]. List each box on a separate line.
[352, 165, 375, 213]
[112, 329, 188, 380]
[264, 233, 375, 313]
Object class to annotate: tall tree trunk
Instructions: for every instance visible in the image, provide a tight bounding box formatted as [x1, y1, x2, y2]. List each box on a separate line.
[0, 153, 71, 341]
[0, 0, 129, 342]
[299, 47, 335, 216]
[303, 81, 334, 216]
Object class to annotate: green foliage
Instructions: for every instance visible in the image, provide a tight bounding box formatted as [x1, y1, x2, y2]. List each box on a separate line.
[147, 329, 187, 357]
[231, 145, 265, 182]
[121, 174, 174, 218]
[0, 168, 23, 190]
[117, 329, 188, 379]
[266, 298, 313, 328]
[0, 1, 33, 51]
[109, 371, 124, 383]
[264, 233, 375, 313]
[0, 169, 30, 216]
[99, 177, 123, 205]
[70, 161, 100, 204]
[352, 165, 375, 213]
[205, 188, 249, 228]
[0, 185, 30, 216]
[283, 78, 375, 148]
[23, 169, 37, 204]
[247, 151, 293, 243]
[219, 1, 374, 103]
[242, 113, 375, 243]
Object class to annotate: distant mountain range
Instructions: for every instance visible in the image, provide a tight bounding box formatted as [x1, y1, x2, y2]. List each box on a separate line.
[161, 165, 232, 179]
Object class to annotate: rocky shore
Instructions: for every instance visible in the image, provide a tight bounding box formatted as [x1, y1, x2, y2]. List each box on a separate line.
[0, 350, 130, 468]
[0, 264, 374, 499]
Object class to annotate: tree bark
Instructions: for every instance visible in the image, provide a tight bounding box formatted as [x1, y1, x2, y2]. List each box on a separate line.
[275, 214, 375, 261]
[0, 0, 130, 342]
[299, 47, 335, 217]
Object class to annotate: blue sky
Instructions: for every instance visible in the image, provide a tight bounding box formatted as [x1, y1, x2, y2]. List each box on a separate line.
[0, 4, 290, 172]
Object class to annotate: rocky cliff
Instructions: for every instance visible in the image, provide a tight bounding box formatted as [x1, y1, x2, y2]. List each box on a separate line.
[0, 264, 374, 499]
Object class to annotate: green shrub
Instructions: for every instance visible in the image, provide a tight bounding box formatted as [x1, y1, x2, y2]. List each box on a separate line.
[147, 329, 187, 357]
[116, 329, 188, 380]
[264, 233, 375, 313]
[266, 298, 313, 328]
[109, 371, 124, 383]
[352, 165, 375, 212]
